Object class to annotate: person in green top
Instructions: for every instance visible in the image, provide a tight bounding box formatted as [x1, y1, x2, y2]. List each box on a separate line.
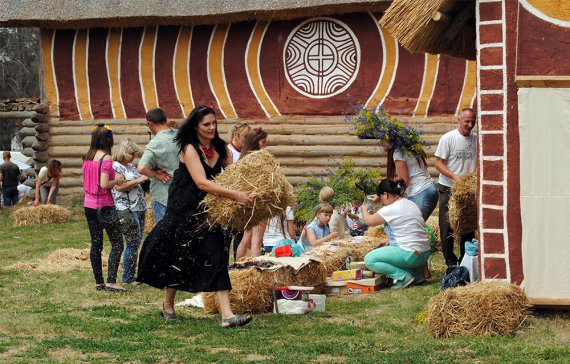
[137, 108, 180, 223]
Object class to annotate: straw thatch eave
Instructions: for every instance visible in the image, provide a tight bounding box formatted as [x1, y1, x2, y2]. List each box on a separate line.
[380, 0, 476, 60]
[0, 0, 390, 28]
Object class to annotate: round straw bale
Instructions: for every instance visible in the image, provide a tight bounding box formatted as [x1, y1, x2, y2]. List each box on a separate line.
[448, 173, 477, 242]
[427, 281, 530, 338]
[12, 205, 71, 227]
[203, 150, 293, 230]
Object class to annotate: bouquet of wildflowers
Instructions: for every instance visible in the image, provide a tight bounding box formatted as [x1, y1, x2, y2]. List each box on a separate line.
[347, 105, 428, 159]
[295, 157, 381, 222]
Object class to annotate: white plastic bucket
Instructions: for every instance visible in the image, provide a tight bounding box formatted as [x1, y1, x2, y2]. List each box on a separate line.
[309, 294, 326, 312]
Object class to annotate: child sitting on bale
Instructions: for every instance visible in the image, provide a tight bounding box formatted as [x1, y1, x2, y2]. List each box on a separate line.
[362, 179, 430, 289]
[300, 203, 338, 250]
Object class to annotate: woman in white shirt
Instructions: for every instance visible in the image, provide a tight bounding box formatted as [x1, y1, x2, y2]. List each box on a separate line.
[227, 122, 251, 163]
[362, 179, 430, 289]
[111, 138, 149, 285]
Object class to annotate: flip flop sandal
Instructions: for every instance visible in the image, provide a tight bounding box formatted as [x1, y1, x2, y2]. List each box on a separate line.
[220, 315, 253, 328]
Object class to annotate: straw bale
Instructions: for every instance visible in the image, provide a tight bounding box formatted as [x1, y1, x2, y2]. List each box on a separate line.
[426, 214, 440, 244]
[448, 173, 477, 242]
[143, 208, 155, 234]
[12, 205, 71, 227]
[203, 150, 293, 230]
[427, 281, 530, 338]
[380, 0, 476, 60]
[203, 260, 326, 314]
[10, 248, 107, 272]
[364, 226, 388, 240]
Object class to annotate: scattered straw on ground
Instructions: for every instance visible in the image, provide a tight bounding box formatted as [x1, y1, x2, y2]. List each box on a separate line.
[427, 281, 530, 338]
[448, 173, 477, 242]
[12, 205, 71, 227]
[10, 248, 107, 272]
[203, 150, 293, 230]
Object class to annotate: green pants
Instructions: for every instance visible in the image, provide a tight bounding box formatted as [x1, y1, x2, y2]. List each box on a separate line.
[364, 246, 430, 281]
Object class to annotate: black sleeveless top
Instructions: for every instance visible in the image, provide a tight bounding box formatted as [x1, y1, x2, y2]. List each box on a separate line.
[166, 157, 223, 217]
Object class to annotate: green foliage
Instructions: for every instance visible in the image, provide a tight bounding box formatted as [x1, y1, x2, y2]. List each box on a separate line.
[295, 157, 382, 222]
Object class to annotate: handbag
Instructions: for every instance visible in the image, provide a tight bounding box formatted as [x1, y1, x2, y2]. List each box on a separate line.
[96, 155, 119, 225]
[117, 192, 138, 240]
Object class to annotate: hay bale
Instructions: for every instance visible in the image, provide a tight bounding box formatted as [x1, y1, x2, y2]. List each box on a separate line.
[203, 260, 326, 314]
[12, 205, 70, 227]
[364, 226, 388, 240]
[10, 248, 108, 272]
[448, 173, 477, 242]
[143, 208, 155, 234]
[426, 214, 440, 244]
[427, 282, 530, 338]
[203, 150, 293, 230]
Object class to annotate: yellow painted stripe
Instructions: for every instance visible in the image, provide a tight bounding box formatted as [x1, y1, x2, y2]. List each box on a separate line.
[365, 25, 398, 108]
[457, 60, 477, 113]
[414, 54, 440, 118]
[74, 29, 92, 120]
[41, 29, 58, 115]
[208, 24, 237, 119]
[174, 26, 194, 117]
[246, 21, 280, 118]
[140, 26, 158, 111]
[106, 28, 126, 119]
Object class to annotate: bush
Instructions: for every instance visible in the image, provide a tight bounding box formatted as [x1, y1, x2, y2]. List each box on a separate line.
[295, 157, 381, 222]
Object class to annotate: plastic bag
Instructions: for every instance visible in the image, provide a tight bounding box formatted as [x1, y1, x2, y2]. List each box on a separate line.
[271, 239, 303, 257]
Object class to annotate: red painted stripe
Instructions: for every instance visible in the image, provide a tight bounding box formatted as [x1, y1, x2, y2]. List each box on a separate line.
[120, 27, 146, 118]
[261, 14, 382, 116]
[189, 25, 223, 118]
[382, 45, 424, 116]
[155, 26, 183, 118]
[53, 29, 79, 120]
[427, 55, 465, 116]
[224, 21, 265, 119]
[87, 28, 113, 119]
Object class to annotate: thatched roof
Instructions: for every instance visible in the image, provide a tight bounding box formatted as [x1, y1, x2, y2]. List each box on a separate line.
[0, 0, 390, 28]
[380, 0, 476, 60]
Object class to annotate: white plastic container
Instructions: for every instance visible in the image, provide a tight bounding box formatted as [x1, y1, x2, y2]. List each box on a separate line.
[273, 299, 314, 314]
[308, 294, 326, 312]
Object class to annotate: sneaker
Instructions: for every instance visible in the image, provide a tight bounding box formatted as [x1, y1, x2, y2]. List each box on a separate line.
[390, 274, 415, 290]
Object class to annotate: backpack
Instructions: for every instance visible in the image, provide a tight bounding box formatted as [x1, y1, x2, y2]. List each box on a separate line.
[440, 266, 470, 290]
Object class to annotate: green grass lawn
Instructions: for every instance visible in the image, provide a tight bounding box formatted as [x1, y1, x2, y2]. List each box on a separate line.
[0, 209, 569, 363]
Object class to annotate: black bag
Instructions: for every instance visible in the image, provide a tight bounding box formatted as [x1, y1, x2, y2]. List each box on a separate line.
[96, 154, 119, 225]
[140, 179, 150, 193]
[440, 266, 470, 290]
[117, 208, 138, 240]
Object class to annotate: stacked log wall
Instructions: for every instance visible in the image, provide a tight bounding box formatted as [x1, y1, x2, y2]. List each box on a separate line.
[49, 116, 458, 196]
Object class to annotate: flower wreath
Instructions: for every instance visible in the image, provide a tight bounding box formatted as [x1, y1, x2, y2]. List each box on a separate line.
[347, 105, 428, 159]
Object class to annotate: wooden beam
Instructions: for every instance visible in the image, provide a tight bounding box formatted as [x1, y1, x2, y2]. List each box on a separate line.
[528, 296, 570, 309]
[515, 75, 570, 88]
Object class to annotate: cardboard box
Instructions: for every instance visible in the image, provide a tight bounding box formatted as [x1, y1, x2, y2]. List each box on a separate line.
[331, 269, 362, 281]
[346, 283, 381, 294]
[324, 285, 349, 295]
[325, 277, 347, 287]
[347, 276, 383, 287]
[348, 261, 367, 270]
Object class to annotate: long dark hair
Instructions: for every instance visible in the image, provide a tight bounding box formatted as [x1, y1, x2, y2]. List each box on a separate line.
[386, 149, 427, 180]
[239, 127, 267, 160]
[83, 124, 114, 161]
[376, 178, 406, 197]
[47, 159, 62, 179]
[174, 105, 227, 161]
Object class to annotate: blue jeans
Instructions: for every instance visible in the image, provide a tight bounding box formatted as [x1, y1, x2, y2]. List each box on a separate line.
[152, 201, 166, 224]
[408, 183, 439, 221]
[122, 210, 146, 284]
[2, 187, 19, 207]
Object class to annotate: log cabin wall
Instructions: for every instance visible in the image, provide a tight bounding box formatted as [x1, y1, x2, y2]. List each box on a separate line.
[40, 12, 475, 195]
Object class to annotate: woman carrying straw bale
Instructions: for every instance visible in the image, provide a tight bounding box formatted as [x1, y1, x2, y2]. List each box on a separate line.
[318, 186, 347, 238]
[34, 159, 62, 206]
[235, 127, 269, 260]
[82, 124, 126, 292]
[362, 179, 430, 289]
[227, 122, 251, 163]
[111, 138, 149, 286]
[137, 105, 254, 328]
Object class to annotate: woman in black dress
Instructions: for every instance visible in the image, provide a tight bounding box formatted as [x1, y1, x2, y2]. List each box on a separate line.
[137, 105, 254, 328]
